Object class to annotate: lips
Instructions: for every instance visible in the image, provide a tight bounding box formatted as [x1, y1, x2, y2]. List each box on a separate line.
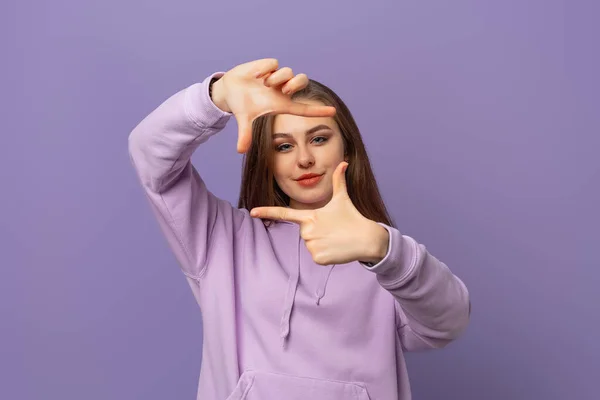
[295, 173, 324, 187]
[295, 173, 323, 181]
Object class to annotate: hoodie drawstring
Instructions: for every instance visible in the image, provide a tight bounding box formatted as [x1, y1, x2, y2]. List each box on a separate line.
[280, 233, 301, 348]
[315, 265, 335, 305]
[279, 226, 336, 347]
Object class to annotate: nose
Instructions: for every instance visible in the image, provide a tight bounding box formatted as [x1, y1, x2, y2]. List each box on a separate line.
[297, 146, 315, 168]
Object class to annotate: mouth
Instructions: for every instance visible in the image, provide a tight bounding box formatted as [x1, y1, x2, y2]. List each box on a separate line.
[295, 173, 324, 187]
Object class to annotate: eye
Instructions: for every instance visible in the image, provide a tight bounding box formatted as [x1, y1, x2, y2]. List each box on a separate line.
[312, 136, 328, 144]
[276, 143, 293, 152]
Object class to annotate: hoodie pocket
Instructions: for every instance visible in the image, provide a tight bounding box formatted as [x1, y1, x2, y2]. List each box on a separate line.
[225, 370, 372, 400]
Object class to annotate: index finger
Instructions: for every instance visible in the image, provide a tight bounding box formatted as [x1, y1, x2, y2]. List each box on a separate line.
[250, 206, 307, 224]
[252, 58, 279, 78]
[283, 101, 337, 118]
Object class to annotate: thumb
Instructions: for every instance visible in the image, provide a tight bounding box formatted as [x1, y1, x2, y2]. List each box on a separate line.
[250, 206, 307, 224]
[332, 161, 349, 197]
[236, 116, 253, 154]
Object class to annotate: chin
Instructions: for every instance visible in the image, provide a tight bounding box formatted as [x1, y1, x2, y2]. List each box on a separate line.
[288, 190, 332, 208]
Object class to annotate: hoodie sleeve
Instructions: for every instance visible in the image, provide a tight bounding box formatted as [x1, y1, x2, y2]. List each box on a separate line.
[361, 223, 471, 351]
[128, 72, 248, 280]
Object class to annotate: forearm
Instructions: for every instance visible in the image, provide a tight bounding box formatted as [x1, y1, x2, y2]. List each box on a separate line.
[361, 224, 471, 341]
[128, 72, 231, 193]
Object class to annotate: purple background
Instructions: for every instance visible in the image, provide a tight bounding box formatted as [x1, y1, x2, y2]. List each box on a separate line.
[3, 0, 598, 399]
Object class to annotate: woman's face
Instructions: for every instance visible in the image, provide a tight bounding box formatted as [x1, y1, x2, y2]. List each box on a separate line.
[271, 99, 347, 210]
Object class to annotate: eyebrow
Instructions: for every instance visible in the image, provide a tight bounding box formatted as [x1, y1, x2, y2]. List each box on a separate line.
[272, 124, 333, 139]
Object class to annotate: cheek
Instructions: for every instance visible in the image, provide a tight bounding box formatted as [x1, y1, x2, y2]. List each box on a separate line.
[320, 144, 346, 165]
[272, 156, 292, 181]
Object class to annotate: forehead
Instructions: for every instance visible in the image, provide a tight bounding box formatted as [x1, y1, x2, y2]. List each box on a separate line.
[272, 99, 339, 134]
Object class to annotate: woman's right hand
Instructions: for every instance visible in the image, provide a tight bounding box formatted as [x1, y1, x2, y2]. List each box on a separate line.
[210, 58, 337, 154]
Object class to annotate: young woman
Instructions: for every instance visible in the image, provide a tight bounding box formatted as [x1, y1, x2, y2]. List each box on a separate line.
[128, 58, 470, 400]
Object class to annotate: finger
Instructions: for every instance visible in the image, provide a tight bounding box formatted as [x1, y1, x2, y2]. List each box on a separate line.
[253, 58, 279, 78]
[264, 67, 294, 87]
[332, 161, 349, 196]
[284, 101, 337, 118]
[250, 206, 307, 223]
[236, 117, 253, 154]
[280, 73, 309, 95]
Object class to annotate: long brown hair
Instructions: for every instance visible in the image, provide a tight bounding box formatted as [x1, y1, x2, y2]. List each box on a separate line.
[237, 79, 395, 228]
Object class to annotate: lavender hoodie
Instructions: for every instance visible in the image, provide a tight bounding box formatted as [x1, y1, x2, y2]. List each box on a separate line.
[128, 72, 471, 400]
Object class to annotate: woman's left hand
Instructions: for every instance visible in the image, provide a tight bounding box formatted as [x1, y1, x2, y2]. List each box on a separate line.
[250, 162, 389, 265]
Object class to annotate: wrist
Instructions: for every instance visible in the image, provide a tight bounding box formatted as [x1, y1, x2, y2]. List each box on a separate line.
[210, 77, 231, 113]
[359, 221, 389, 264]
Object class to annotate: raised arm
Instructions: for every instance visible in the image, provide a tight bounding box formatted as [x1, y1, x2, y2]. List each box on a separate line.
[128, 72, 244, 279]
